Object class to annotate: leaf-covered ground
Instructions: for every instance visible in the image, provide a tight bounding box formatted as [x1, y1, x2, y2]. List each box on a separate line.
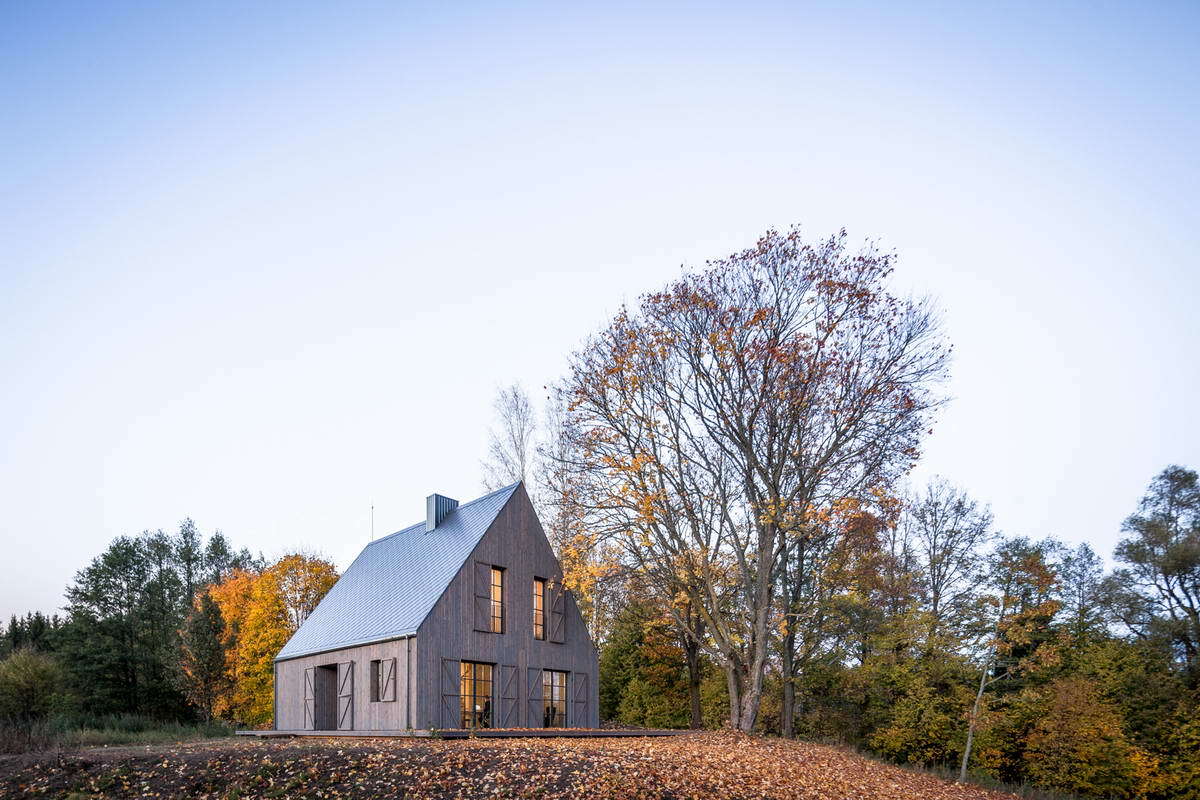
[0, 731, 1020, 800]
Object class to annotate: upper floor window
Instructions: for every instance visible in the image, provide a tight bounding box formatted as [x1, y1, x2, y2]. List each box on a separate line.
[490, 566, 504, 633]
[533, 577, 546, 640]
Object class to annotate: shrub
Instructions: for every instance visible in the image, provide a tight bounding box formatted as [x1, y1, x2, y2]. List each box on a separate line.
[0, 649, 64, 721]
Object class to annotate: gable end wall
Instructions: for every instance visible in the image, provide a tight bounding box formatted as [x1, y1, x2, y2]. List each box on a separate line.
[415, 484, 599, 728]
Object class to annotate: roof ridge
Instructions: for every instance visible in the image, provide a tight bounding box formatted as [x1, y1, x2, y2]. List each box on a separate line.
[365, 481, 521, 548]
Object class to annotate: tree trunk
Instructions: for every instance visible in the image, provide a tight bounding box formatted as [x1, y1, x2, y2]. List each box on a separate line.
[781, 629, 796, 738]
[683, 634, 704, 729]
[959, 655, 992, 783]
[726, 664, 742, 730]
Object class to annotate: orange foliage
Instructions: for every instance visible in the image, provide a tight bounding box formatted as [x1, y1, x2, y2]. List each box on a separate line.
[208, 554, 338, 727]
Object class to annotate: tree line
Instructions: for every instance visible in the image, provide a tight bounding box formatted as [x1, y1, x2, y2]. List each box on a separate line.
[0, 521, 337, 734]
[480, 226, 1200, 799]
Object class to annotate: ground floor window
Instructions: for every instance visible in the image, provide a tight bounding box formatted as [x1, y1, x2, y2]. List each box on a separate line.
[460, 661, 493, 728]
[542, 670, 567, 728]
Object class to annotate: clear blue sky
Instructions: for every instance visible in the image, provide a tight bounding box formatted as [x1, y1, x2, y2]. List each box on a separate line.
[2, 1, 1197, 619]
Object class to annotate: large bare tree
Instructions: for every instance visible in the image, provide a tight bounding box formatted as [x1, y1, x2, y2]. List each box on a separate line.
[481, 383, 538, 491]
[556, 227, 950, 730]
[903, 477, 995, 644]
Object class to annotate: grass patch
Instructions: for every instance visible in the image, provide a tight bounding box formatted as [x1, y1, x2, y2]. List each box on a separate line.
[0, 713, 234, 753]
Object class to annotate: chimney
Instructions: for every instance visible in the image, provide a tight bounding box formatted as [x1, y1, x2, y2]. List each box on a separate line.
[426, 493, 459, 532]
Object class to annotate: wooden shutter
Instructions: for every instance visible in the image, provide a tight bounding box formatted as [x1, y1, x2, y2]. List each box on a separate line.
[571, 672, 588, 729]
[549, 584, 566, 643]
[440, 659, 461, 729]
[499, 664, 519, 728]
[381, 657, 396, 702]
[527, 667, 543, 728]
[473, 561, 492, 632]
[336, 661, 354, 731]
[302, 667, 315, 730]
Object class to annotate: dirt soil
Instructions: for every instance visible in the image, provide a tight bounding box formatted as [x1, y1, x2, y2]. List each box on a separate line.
[0, 731, 1020, 800]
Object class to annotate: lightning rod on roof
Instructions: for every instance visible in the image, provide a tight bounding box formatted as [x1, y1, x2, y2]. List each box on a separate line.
[370, 503, 375, 541]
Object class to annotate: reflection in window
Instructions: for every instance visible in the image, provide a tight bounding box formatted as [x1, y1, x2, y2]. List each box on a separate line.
[533, 577, 545, 640]
[542, 670, 567, 728]
[460, 661, 493, 728]
[490, 567, 504, 633]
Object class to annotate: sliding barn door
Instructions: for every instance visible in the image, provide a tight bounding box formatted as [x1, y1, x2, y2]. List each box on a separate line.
[336, 661, 354, 731]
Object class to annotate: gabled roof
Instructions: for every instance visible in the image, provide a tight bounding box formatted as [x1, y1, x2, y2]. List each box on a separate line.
[275, 482, 521, 661]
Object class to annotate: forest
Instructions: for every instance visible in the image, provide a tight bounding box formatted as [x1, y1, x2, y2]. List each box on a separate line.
[2, 228, 1197, 800]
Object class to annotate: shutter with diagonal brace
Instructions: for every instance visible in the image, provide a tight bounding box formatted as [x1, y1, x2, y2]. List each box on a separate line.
[527, 667, 543, 727]
[571, 671, 589, 728]
[549, 583, 566, 643]
[336, 661, 354, 730]
[380, 657, 396, 702]
[473, 561, 492, 632]
[441, 658, 461, 729]
[499, 664, 519, 728]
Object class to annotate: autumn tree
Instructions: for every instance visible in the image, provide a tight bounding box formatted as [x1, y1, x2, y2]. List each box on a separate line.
[778, 494, 898, 737]
[208, 568, 257, 721]
[177, 591, 230, 722]
[959, 538, 1061, 782]
[903, 478, 994, 645]
[1052, 541, 1110, 642]
[558, 227, 949, 731]
[1106, 465, 1200, 684]
[209, 554, 338, 726]
[1023, 677, 1156, 798]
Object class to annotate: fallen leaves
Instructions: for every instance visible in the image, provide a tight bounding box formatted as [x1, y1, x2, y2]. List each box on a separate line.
[0, 731, 1021, 800]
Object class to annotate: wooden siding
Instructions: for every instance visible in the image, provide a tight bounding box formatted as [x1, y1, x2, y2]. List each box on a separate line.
[275, 637, 416, 731]
[415, 484, 599, 729]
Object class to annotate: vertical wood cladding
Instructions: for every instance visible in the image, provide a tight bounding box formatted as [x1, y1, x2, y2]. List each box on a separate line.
[415, 484, 599, 729]
[275, 638, 413, 731]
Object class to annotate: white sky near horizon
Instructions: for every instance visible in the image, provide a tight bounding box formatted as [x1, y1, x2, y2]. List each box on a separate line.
[1, 0, 1197, 620]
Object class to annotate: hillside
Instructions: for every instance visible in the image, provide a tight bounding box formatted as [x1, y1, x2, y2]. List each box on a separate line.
[0, 731, 1019, 800]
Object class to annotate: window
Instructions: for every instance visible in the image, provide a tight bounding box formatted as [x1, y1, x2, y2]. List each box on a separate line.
[370, 659, 382, 702]
[533, 578, 546, 640]
[542, 670, 567, 728]
[369, 658, 395, 702]
[490, 566, 504, 633]
[460, 661, 493, 728]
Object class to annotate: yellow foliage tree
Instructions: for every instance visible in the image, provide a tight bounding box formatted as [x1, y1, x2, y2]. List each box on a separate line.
[208, 554, 338, 727]
[1024, 678, 1159, 799]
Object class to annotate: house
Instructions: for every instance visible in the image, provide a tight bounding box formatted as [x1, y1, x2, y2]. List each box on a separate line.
[272, 482, 599, 731]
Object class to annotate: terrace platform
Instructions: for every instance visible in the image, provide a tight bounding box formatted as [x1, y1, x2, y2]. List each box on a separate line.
[236, 728, 691, 739]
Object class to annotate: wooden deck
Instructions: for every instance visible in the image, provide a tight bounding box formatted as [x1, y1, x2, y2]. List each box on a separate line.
[237, 728, 691, 739]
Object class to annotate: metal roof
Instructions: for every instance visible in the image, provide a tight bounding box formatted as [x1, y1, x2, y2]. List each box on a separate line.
[275, 482, 521, 661]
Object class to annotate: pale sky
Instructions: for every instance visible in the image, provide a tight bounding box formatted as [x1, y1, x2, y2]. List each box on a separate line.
[2, 0, 1197, 620]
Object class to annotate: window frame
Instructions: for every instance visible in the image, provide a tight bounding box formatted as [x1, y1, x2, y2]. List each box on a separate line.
[459, 660, 494, 729]
[369, 659, 382, 702]
[533, 577, 546, 640]
[542, 669, 568, 728]
[490, 566, 505, 633]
